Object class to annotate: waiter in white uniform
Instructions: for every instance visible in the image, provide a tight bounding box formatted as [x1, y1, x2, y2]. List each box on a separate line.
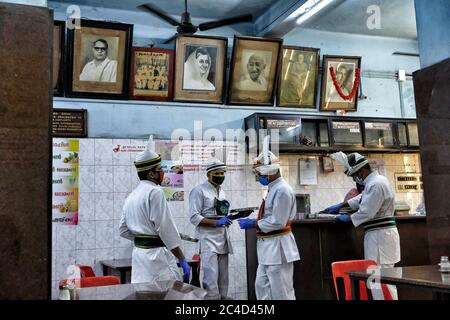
[239, 136, 300, 300]
[119, 136, 190, 284]
[323, 152, 401, 300]
[189, 158, 233, 297]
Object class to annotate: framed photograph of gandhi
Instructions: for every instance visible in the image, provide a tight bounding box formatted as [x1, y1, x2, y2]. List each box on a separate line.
[278, 46, 320, 108]
[53, 21, 65, 96]
[130, 48, 174, 101]
[228, 36, 283, 106]
[320, 55, 361, 111]
[173, 35, 228, 104]
[66, 20, 133, 99]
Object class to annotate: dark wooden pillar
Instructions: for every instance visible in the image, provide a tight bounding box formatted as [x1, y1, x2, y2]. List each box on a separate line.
[413, 57, 450, 264]
[0, 3, 52, 299]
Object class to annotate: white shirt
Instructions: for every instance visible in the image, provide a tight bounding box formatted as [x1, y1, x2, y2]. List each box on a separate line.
[348, 171, 400, 265]
[348, 171, 395, 227]
[189, 181, 232, 254]
[119, 180, 181, 250]
[80, 57, 117, 82]
[256, 177, 300, 265]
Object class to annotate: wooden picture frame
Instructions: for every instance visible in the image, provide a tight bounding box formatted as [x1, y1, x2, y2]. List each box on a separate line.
[66, 20, 133, 99]
[173, 35, 228, 104]
[53, 20, 65, 96]
[320, 55, 361, 111]
[129, 47, 174, 101]
[278, 46, 320, 108]
[228, 36, 283, 106]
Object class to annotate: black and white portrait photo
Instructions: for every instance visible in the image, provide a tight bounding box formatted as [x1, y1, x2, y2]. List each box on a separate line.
[67, 20, 133, 99]
[320, 55, 361, 111]
[238, 49, 272, 91]
[174, 35, 227, 103]
[325, 61, 356, 102]
[182, 45, 217, 91]
[79, 34, 119, 82]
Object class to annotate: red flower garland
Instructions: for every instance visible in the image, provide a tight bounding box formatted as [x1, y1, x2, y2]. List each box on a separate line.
[329, 66, 361, 100]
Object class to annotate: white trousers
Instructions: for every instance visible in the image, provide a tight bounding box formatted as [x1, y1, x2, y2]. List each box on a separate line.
[200, 252, 229, 297]
[131, 247, 181, 284]
[369, 263, 398, 300]
[255, 261, 295, 300]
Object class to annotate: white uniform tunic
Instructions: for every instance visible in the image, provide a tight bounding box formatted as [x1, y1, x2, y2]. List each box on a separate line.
[348, 171, 401, 299]
[119, 180, 182, 284]
[255, 177, 300, 300]
[189, 181, 232, 296]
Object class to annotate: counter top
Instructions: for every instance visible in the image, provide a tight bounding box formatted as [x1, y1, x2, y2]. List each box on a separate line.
[291, 214, 426, 225]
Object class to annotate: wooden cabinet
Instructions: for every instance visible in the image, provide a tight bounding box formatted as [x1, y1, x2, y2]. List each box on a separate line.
[244, 113, 420, 154]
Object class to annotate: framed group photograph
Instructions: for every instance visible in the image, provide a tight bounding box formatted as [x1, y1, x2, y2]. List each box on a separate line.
[228, 36, 283, 106]
[53, 20, 65, 96]
[320, 55, 361, 111]
[130, 48, 173, 101]
[66, 20, 133, 99]
[173, 35, 228, 104]
[278, 46, 320, 108]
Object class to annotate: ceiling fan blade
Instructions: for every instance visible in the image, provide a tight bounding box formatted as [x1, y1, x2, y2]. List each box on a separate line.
[138, 3, 181, 27]
[162, 34, 177, 44]
[198, 14, 253, 31]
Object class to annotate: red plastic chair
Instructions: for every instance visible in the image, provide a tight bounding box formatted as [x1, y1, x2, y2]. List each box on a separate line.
[76, 264, 96, 278]
[59, 276, 120, 288]
[331, 259, 393, 300]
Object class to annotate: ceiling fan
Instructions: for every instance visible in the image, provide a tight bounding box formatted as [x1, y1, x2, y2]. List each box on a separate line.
[138, 0, 253, 44]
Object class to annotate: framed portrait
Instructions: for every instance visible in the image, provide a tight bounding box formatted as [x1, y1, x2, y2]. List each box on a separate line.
[320, 55, 361, 111]
[130, 47, 174, 101]
[66, 20, 133, 99]
[228, 36, 283, 106]
[53, 20, 65, 96]
[278, 46, 320, 108]
[173, 35, 228, 104]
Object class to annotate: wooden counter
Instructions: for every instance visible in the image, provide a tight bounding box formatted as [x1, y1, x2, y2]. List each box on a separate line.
[245, 215, 430, 300]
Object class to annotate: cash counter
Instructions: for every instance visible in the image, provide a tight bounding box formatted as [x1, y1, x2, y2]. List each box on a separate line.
[245, 215, 429, 300]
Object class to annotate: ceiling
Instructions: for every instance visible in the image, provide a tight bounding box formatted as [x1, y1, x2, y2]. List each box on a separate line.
[50, 0, 417, 39]
[300, 0, 417, 39]
[52, 0, 279, 20]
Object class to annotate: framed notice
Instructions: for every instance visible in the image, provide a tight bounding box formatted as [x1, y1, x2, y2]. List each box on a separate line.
[52, 108, 87, 137]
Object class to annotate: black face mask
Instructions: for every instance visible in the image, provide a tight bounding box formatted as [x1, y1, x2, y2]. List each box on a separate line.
[211, 175, 225, 186]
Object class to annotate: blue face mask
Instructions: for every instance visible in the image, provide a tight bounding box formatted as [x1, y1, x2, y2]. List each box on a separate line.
[259, 176, 270, 186]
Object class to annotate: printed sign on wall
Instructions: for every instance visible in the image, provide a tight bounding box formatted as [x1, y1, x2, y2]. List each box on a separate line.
[52, 139, 79, 225]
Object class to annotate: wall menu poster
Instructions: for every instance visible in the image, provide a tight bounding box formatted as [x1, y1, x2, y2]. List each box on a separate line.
[52, 139, 79, 225]
[161, 160, 184, 201]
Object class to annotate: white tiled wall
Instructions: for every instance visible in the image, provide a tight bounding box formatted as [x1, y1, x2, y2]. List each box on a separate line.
[52, 138, 423, 300]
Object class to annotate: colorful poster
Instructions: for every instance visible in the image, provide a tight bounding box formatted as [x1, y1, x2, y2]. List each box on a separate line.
[163, 188, 185, 202]
[52, 139, 79, 225]
[161, 160, 184, 201]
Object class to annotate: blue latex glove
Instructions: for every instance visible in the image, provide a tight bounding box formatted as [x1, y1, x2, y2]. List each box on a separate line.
[336, 214, 351, 223]
[216, 216, 232, 227]
[179, 259, 191, 283]
[324, 203, 344, 214]
[238, 218, 256, 230]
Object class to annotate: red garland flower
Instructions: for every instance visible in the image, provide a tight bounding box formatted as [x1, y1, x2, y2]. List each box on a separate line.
[329, 66, 361, 101]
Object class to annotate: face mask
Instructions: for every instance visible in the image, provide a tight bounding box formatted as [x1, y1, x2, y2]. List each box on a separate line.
[259, 176, 270, 186]
[149, 170, 164, 185]
[211, 175, 225, 186]
[158, 171, 165, 185]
